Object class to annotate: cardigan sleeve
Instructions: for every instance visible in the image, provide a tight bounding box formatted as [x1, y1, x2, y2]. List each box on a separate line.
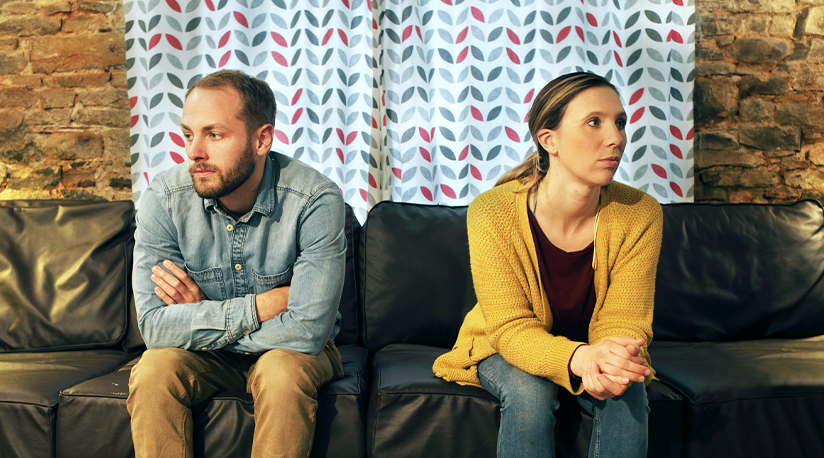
[467, 194, 586, 394]
[589, 193, 663, 382]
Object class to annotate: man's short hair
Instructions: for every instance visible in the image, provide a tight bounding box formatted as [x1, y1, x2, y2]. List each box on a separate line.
[186, 70, 277, 134]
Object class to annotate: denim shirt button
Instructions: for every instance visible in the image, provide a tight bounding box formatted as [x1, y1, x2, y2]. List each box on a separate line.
[243, 329, 250, 335]
[201, 347, 208, 351]
[227, 224, 234, 232]
[234, 263, 242, 271]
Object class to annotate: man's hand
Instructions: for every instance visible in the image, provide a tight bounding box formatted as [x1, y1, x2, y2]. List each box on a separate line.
[254, 286, 290, 322]
[151, 260, 207, 305]
[570, 337, 650, 385]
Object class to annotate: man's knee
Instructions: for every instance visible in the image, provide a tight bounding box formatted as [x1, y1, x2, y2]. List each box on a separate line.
[129, 348, 197, 395]
[249, 349, 327, 398]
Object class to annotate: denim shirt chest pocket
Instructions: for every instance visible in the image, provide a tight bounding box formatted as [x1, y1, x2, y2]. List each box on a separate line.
[252, 264, 293, 295]
[185, 265, 227, 301]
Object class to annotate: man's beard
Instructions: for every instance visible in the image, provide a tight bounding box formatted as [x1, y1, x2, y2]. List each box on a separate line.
[189, 143, 256, 199]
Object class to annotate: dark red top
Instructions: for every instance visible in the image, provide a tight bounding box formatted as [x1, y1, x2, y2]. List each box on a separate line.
[527, 207, 596, 345]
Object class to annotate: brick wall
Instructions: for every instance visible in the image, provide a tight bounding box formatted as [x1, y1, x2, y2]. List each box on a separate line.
[2, 0, 823, 204]
[0, 0, 131, 201]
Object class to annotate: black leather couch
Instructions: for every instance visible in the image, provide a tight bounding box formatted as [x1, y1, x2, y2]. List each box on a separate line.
[1, 198, 823, 458]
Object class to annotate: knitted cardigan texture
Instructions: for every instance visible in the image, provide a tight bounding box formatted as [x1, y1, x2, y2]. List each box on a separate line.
[432, 180, 663, 395]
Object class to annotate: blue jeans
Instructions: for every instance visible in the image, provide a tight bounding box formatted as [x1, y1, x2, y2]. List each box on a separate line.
[478, 353, 649, 458]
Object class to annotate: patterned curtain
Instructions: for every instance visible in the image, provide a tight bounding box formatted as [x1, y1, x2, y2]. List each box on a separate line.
[124, 0, 695, 220]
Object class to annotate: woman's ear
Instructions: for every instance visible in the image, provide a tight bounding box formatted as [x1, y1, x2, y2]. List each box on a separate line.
[536, 128, 558, 156]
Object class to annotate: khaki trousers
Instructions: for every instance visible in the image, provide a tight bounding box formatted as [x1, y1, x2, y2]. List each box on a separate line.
[127, 339, 343, 458]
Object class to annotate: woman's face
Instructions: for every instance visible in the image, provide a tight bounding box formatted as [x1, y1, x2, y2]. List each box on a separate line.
[538, 86, 627, 188]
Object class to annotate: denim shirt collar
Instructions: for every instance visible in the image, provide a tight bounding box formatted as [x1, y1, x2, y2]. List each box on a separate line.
[202, 153, 280, 222]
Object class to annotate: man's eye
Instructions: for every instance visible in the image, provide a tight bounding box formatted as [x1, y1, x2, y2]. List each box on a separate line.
[210, 133, 221, 139]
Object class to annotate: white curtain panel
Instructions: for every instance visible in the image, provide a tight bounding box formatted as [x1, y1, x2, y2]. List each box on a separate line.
[124, 0, 695, 219]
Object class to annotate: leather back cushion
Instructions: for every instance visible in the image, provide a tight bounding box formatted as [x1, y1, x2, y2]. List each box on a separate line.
[359, 202, 476, 352]
[653, 200, 824, 341]
[335, 203, 361, 346]
[0, 200, 135, 352]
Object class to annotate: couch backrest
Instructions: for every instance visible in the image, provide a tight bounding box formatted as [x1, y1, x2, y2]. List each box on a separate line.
[335, 203, 361, 346]
[0, 200, 137, 353]
[358, 201, 476, 353]
[653, 200, 824, 342]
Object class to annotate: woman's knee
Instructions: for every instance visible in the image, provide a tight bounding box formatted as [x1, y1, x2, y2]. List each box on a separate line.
[479, 354, 560, 413]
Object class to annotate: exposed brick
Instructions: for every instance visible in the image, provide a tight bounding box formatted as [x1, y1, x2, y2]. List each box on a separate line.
[110, 69, 127, 88]
[775, 103, 824, 126]
[789, 40, 811, 61]
[807, 7, 824, 36]
[0, 51, 26, 75]
[731, 38, 792, 63]
[5, 2, 37, 14]
[696, 61, 735, 75]
[25, 108, 72, 126]
[743, 16, 770, 34]
[806, 38, 824, 63]
[802, 127, 824, 145]
[0, 17, 60, 37]
[786, 167, 824, 189]
[809, 143, 824, 165]
[7, 166, 61, 190]
[694, 183, 729, 201]
[739, 166, 782, 187]
[739, 125, 800, 150]
[698, 15, 741, 36]
[30, 34, 126, 73]
[729, 190, 766, 203]
[770, 15, 796, 37]
[697, 151, 766, 168]
[0, 87, 36, 108]
[0, 37, 17, 51]
[738, 75, 789, 99]
[37, 132, 104, 160]
[77, 87, 128, 108]
[699, 0, 793, 14]
[59, 189, 107, 201]
[699, 168, 741, 186]
[698, 131, 739, 150]
[0, 108, 24, 131]
[62, 167, 96, 188]
[62, 16, 114, 33]
[42, 1, 72, 15]
[695, 78, 738, 124]
[77, 0, 118, 13]
[0, 131, 36, 162]
[109, 177, 130, 189]
[55, 72, 110, 88]
[782, 152, 809, 170]
[39, 88, 76, 108]
[739, 99, 773, 122]
[784, 62, 824, 89]
[765, 186, 801, 200]
[5, 75, 43, 87]
[696, 42, 725, 60]
[71, 107, 130, 127]
[103, 127, 130, 157]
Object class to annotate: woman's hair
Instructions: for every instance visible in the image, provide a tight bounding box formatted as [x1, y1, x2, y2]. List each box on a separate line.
[496, 72, 619, 190]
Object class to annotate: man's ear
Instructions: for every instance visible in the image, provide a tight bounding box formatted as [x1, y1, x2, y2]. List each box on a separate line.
[253, 124, 274, 157]
[536, 128, 558, 156]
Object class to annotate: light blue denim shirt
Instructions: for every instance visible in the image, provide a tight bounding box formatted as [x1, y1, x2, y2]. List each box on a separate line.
[133, 152, 345, 355]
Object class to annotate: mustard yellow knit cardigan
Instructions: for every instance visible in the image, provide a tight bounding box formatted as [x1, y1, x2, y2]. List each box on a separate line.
[432, 180, 663, 395]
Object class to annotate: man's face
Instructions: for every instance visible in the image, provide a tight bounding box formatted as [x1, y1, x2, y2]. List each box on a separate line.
[181, 86, 256, 199]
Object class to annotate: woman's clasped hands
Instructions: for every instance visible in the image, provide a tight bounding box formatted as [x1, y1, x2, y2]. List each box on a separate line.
[569, 337, 650, 401]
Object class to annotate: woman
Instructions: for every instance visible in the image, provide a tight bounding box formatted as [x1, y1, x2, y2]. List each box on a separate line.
[432, 72, 663, 458]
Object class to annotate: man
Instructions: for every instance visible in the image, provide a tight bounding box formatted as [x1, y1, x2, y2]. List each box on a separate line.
[128, 69, 346, 458]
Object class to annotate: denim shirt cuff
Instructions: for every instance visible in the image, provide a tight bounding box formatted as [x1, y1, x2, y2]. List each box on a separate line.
[248, 293, 261, 333]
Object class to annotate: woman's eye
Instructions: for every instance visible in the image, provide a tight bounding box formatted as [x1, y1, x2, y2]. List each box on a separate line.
[616, 119, 627, 130]
[587, 118, 600, 127]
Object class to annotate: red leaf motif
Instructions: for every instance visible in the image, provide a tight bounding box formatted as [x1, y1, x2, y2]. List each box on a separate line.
[169, 132, 184, 147]
[322, 29, 334, 46]
[382, 114, 386, 127]
[421, 187, 433, 201]
[392, 168, 401, 179]
[457, 47, 469, 63]
[470, 165, 482, 180]
[457, 27, 469, 44]
[204, 0, 214, 10]
[337, 148, 344, 163]
[686, 128, 694, 140]
[441, 0, 452, 4]
[667, 30, 683, 43]
[368, 174, 377, 188]
[129, 97, 137, 109]
[219, 31, 231, 48]
[420, 147, 431, 162]
[338, 29, 349, 46]
[130, 115, 139, 128]
[219, 51, 231, 67]
[291, 108, 303, 125]
[291, 89, 303, 106]
[144, 172, 149, 185]
[170, 152, 185, 164]
[673, 0, 683, 5]
[471, 106, 483, 121]
[459, 146, 469, 161]
[471, 7, 484, 22]
[670, 182, 683, 197]
[629, 88, 644, 105]
[402, 25, 413, 42]
[524, 88, 535, 104]
[652, 164, 667, 179]
[505, 127, 520, 143]
[166, 34, 182, 50]
[234, 12, 248, 28]
[575, 27, 584, 41]
[586, 13, 597, 27]
[336, 129, 345, 143]
[419, 127, 431, 143]
[342, 0, 349, 7]
[345, 131, 357, 145]
[613, 31, 622, 47]
[614, 51, 623, 67]
[271, 52, 288, 67]
[166, 0, 181, 12]
[630, 107, 645, 124]
[416, 26, 422, 40]
[670, 144, 683, 159]
[271, 32, 287, 47]
[507, 28, 520, 45]
[373, 18, 378, 30]
[371, 117, 378, 129]
[274, 129, 289, 144]
[359, 189, 368, 201]
[441, 184, 456, 199]
[148, 34, 162, 50]
[670, 125, 683, 140]
[506, 48, 520, 64]
[557, 26, 571, 43]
